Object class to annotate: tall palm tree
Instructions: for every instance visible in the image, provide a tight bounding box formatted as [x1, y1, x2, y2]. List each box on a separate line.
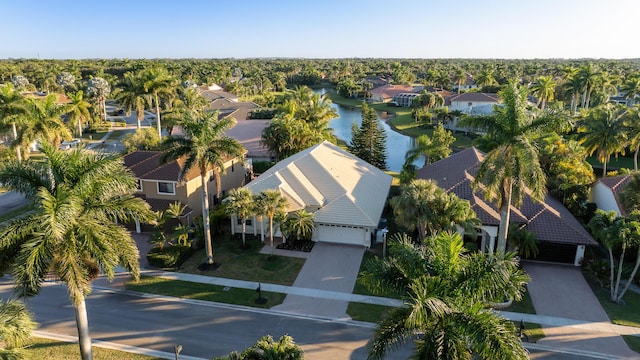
[577, 63, 602, 111]
[224, 188, 255, 249]
[160, 109, 244, 266]
[255, 189, 288, 255]
[459, 82, 565, 255]
[453, 68, 466, 94]
[19, 94, 72, 149]
[625, 106, 640, 171]
[474, 67, 497, 88]
[621, 75, 640, 106]
[361, 232, 529, 360]
[114, 71, 149, 129]
[390, 179, 478, 241]
[0, 143, 152, 360]
[0, 83, 27, 162]
[65, 91, 92, 137]
[163, 87, 208, 135]
[530, 75, 556, 110]
[577, 104, 628, 177]
[0, 299, 37, 360]
[86, 77, 111, 122]
[141, 67, 176, 139]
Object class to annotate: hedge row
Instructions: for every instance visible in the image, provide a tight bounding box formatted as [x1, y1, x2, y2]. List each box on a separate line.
[147, 245, 193, 268]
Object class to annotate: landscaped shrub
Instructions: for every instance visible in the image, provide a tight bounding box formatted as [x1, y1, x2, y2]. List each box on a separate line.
[277, 239, 315, 252]
[147, 244, 193, 268]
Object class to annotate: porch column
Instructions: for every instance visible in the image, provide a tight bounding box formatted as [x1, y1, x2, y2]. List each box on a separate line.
[253, 215, 258, 236]
[230, 215, 236, 235]
[480, 235, 487, 254]
[574, 245, 586, 266]
[260, 219, 265, 243]
[135, 217, 141, 233]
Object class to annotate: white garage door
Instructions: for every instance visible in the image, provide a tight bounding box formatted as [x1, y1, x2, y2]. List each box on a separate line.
[316, 224, 368, 246]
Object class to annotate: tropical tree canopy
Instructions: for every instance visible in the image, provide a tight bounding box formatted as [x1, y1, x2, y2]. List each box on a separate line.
[0, 299, 37, 360]
[0, 143, 152, 360]
[360, 232, 529, 360]
[459, 81, 567, 255]
[390, 179, 479, 241]
[349, 101, 388, 170]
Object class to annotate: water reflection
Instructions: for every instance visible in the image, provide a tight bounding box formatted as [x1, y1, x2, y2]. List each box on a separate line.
[316, 88, 417, 172]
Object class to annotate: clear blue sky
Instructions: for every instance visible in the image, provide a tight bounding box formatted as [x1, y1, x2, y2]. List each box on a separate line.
[2, 0, 639, 59]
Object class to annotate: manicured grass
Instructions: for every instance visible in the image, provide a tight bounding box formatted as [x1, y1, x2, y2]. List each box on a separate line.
[504, 286, 537, 314]
[520, 322, 545, 343]
[622, 335, 640, 353]
[82, 131, 109, 141]
[24, 337, 162, 360]
[587, 155, 636, 172]
[178, 236, 305, 286]
[126, 276, 286, 309]
[585, 273, 640, 328]
[347, 302, 394, 323]
[351, 247, 402, 299]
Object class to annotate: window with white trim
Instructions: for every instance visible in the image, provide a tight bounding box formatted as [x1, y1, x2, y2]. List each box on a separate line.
[157, 182, 175, 195]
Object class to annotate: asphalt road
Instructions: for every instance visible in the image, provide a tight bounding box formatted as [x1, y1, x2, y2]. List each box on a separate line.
[0, 191, 28, 216]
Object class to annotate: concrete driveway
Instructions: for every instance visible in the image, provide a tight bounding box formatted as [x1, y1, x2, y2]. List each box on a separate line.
[524, 262, 639, 358]
[272, 242, 366, 319]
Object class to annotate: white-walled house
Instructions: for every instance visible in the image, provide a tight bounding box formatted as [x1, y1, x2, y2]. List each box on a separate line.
[591, 175, 631, 216]
[231, 141, 392, 247]
[417, 147, 597, 266]
[443, 93, 500, 132]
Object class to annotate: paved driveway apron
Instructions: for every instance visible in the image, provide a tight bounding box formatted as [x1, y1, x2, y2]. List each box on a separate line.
[272, 242, 366, 319]
[0, 191, 27, 216]
[524, 262, 640, 359]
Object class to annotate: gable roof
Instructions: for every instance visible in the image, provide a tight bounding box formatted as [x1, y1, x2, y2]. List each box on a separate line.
[124, 151, 200, 182]
[416, 147, 597, 246]
[370, 84, 415, 99]
[596, 174, 631, 216]
[245, 141, 392, 227]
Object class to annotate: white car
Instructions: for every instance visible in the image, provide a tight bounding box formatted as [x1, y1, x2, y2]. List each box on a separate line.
[59, 139, 81, 150]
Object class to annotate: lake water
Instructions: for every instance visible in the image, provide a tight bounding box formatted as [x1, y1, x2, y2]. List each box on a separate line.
[316, 88, 417, 172]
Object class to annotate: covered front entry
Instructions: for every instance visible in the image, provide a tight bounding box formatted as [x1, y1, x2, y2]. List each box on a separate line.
[314, 224, 369, 247]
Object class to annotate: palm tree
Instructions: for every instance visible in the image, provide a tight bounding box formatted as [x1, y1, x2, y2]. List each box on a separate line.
[86, 77, 111, 122]
[530, 75, 556, 110]
[453, 68, 466, 94]
[114, 71, 149, 129]
[625, 106, 640, 171]
[19, 94, 72, 149]
[577, 63, 602, 110]
[577, 104, 628, 177]
[255, 190, 288, 255]
[390, 179, 478, 241]
[224, 188, 255, 249]
[285, 209, 315, 242]
[475, 67, 497, 88]
[65, 91, 92, 137]
[163, 87, 208, 135]
[459, 82, 565, 255]
[161, 109, 243, 266]
[0, 143, 152, 360]
[361, 232, 529, 360]
[0, 83, 27, 162]
[0, 299, 37, 360]
[621, 75, 640, 106]
[141, 67, 176, 139]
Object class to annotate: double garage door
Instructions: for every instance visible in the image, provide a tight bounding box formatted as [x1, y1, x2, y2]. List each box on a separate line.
[315, 224, 369, 246]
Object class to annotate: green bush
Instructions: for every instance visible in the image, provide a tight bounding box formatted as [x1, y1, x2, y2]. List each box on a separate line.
[147, 244, 193, 268]
[253, 161, 276, 174]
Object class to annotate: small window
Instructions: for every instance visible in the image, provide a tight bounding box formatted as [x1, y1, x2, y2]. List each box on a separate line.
[157, 182, 175, 195]
[236, 218, 252, 226]
[467, 102, 473, 106]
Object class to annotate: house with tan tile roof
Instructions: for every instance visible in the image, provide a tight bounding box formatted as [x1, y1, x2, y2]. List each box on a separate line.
[417, 147, 597, 266]
[124, 150, 247, 224]
[591, 175, 632, 216]
[238, 141, 392, 247]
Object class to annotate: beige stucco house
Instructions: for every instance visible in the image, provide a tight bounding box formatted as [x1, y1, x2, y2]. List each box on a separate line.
[124, 151, 247, 226]
[233, 141, 392, 247]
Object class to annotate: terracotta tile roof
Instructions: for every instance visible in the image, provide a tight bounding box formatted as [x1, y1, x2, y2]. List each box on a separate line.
[416, 147, 597, 246]
[597, 175, 631, 216]
[370, 84, 415, 99]
[124, 151, 200, 182]
[22, 91, 71, 104]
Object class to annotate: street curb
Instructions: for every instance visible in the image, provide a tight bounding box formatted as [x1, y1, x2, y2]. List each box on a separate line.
[524, 342, 638, 360]
[33, 330, 208, 360]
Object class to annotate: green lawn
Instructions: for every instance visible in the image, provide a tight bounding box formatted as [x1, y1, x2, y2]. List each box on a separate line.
[587, 155, 636, 173]
[585, 272, 640, 328]
[24, 337, 162, 360]
[504, 286, 537, 314]
[520, 322, 545, 343]
[126, 276, 286, 309]
[623, 335, 640, 353]
[178, 236, 305, 286]
[347, 302, 394, 323]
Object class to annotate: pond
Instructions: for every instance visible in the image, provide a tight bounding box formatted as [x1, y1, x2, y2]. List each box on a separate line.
[316, 88, 418, 172]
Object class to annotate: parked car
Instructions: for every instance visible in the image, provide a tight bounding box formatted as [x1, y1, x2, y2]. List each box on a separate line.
[59, 139, 81, 150]
[108, 109, 125, 116]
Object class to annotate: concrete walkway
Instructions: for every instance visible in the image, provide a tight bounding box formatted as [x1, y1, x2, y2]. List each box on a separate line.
[524, 262, 640, 359]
